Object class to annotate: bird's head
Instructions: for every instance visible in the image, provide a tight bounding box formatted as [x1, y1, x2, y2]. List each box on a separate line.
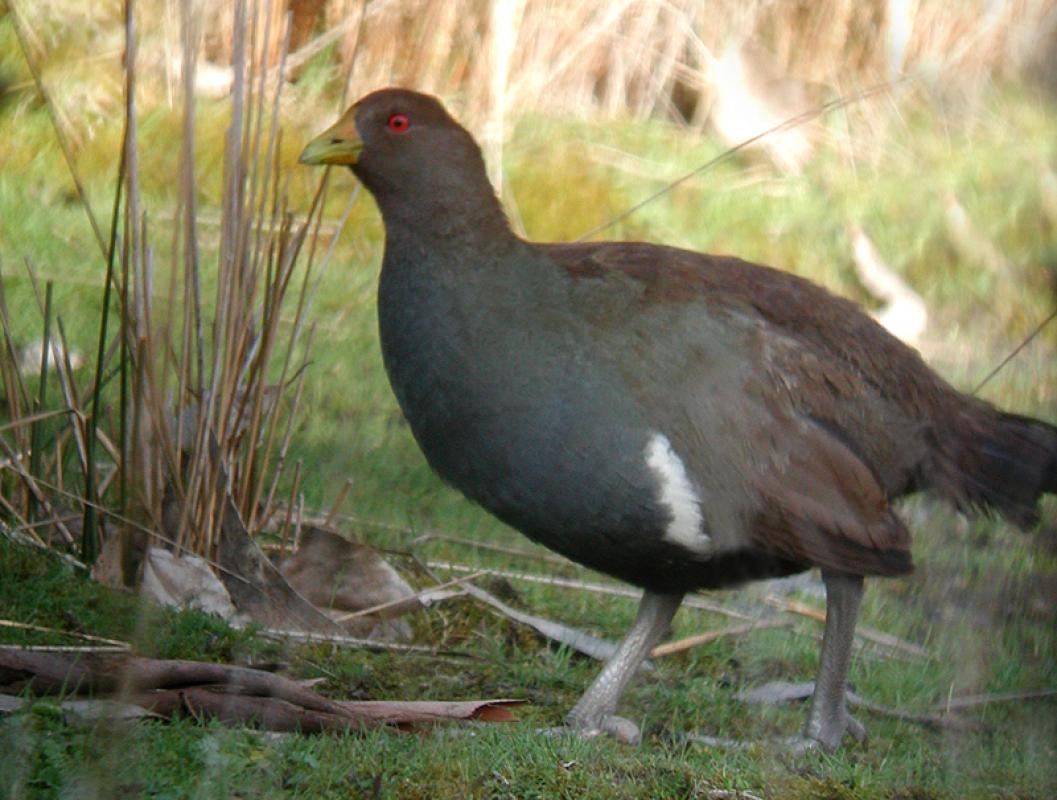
[299, 88, 500, 230]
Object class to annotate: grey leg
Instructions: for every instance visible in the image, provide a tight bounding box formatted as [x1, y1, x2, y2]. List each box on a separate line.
[804, 570, 867, 751]
[566, 590, 683, 743]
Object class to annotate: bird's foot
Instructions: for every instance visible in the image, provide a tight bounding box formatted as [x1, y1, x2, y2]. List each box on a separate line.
[562, 710, 642, 745]
[798, 708, 868, 753]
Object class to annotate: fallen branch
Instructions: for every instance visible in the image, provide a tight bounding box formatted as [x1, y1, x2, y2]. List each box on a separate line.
[0, 651, 523, 733]
[0, 650, 352, 716]
[143, 688, 377, 733]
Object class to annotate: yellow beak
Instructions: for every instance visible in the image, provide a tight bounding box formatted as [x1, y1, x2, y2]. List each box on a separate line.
[299, 115, 363, 166]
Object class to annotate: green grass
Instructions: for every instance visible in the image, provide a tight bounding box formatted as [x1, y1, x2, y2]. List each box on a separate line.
[1, 530, 1055, 799]
[0, 536, 277, 662]
[3, 10, 1057, 796]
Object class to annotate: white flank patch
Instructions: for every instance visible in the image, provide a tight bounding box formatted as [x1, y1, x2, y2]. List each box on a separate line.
[644, 433, 709, 553]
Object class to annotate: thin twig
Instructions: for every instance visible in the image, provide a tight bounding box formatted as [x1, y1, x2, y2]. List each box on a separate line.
[412, 532, 567, 565]
[324, 478, 354, 527]
[0, 524, 86, 570]
[0, 645, 131, 654]
[934, 688, 1057, 713]
[0, 619, 131, 651]
[332, 571, 486, 623]
[765, 595, 930, 660]
[430, 561, 754, 620]
[576, 76, 910, 241]
[972, 307, 1057, 394]
[258, 627, 479, 658]
[0, 439, 76, 545]
[0, 409, 73, 434]
[650, 618, 789, 658]
[462, 583, 620, 664]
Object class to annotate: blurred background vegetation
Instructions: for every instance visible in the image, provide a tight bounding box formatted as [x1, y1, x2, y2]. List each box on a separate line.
[1, 1, 1056, 797]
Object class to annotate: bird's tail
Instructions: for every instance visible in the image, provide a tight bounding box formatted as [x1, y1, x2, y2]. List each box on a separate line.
[939, 406, 1057, 528]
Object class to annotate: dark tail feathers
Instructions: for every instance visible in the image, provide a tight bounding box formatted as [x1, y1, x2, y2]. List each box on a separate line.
[944, 410, 1057, 528]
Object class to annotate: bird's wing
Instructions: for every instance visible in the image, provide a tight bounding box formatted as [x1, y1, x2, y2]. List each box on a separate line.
[746, 412, 913, 575]
[544, 240, 916, 576]
[646, 335, 914, 576]
[542, 240, 948, 417]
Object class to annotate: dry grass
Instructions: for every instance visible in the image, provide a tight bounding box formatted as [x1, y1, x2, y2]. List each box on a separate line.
[0, 0, 341, 572]
[201, 0, 1057, 123]
[11, 1, 1053, 150]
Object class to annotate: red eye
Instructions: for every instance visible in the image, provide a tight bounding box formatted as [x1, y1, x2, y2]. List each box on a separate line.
[387, 113, 410, 133]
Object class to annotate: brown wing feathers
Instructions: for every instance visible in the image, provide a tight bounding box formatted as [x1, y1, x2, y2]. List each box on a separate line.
[750, 417, 912, 576]
[549, 240, 1055, 560]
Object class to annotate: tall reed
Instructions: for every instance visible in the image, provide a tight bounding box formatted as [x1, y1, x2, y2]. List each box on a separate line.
[0, 0, 347, 576]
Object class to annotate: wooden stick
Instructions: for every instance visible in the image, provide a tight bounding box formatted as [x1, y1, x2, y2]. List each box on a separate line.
[765, 595, 930, 660]
[331, 571, 486, 622]
[934, 688, 1057, 713]
[650, 618, 789, 658]
[323, 478, 353, 527]
[258, 628, 478, 658]
[0, 619, 131, 651]
[430, 561, 755, 620]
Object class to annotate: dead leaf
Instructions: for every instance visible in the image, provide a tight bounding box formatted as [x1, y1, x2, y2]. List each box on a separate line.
[215, 496, 344, 635]
[335, 698, 524, 726]
[141, 547, 241, 620]
[279, 526, 419, 639]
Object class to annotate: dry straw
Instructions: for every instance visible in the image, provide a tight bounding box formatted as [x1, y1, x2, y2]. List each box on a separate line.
[202, 0, 1056, 124]
[1, 0, 345, 572]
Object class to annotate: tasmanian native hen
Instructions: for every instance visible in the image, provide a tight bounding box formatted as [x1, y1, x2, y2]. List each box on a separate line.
[299, 88, 1057, 750]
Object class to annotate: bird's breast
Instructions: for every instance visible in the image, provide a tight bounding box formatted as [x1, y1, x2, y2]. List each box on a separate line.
[372, 245, 781, 590]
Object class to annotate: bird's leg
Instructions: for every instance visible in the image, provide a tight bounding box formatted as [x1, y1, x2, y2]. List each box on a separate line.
[565, 590, 684, 744]
[803, 570, 867, 751]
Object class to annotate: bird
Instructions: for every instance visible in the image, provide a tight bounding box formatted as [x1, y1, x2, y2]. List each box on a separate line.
[299, 88, 1057, 751]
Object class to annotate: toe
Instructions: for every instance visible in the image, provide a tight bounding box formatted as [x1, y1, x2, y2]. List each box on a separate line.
[805, 710, 868, 752]
[563, 711, 641, 744]
[846, 713, 868, 745]
[598, 714, 641, 745]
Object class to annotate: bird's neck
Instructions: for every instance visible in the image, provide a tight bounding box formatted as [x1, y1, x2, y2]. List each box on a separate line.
[374, 172, 514, 257]
[384, 206, 513, 257]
